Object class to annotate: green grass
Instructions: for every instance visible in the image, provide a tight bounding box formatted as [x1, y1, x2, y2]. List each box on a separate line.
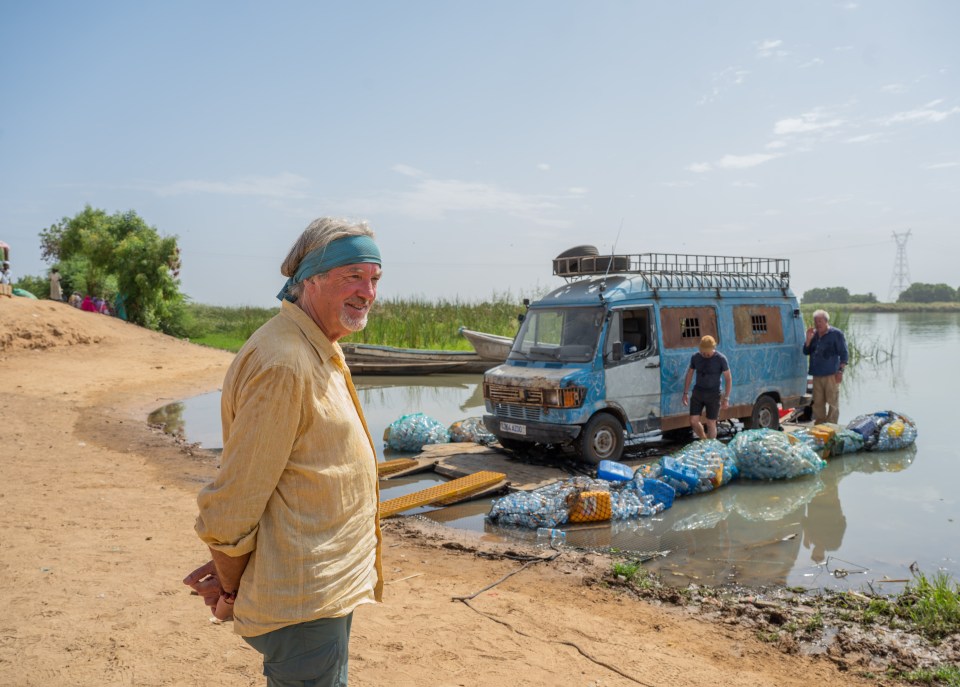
[802, 301, 960, 313]
[897, 664, 960, 686]
[898, 570, 960, 641]
[184, 294, 526, 352]
[610, 559, 657, 589]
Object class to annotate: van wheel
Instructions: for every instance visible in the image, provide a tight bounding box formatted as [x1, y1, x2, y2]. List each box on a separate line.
[747, 396, 780, 430]
[555, 245, 599, 259]
[578, 412, 624, 465]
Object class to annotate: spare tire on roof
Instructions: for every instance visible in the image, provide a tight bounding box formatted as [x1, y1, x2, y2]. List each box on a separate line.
[555, 245, 599, 259]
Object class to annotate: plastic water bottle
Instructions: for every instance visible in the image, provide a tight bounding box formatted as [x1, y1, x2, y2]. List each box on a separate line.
[536, 527, 566, 545]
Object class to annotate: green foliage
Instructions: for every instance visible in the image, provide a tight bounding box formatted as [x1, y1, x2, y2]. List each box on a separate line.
[898, 664, 960, 686]
[803, 286, 851, 303]
[897, 282, 958, 304]
[897, 570, 960, 641]
[184, 295, 526, 352]
[39, 205, 185, 334]
[802, 286, 878, 304]
[12, 274, 47, 299]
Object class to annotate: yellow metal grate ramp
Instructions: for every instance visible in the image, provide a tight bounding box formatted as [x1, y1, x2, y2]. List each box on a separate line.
[377, 458, 419, 478]
[379, 470, 506, 518]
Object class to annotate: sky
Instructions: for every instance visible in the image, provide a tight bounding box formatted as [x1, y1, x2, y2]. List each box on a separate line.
[1, 1, 957, 308]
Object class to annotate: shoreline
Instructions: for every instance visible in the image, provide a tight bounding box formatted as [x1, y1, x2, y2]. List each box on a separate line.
[1, 296, 953, 686]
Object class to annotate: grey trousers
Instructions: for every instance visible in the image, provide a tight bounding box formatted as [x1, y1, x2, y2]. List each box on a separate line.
[243, 613, 353, 687]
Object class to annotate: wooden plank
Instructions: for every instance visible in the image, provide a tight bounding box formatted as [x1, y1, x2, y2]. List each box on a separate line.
[379, 471, 507, 518]
[379, 455, 439, 480]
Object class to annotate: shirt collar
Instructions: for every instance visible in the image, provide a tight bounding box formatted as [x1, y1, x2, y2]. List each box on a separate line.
[279, 299, 345, 365]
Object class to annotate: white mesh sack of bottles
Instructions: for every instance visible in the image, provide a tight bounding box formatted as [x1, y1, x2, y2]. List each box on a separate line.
[447, 416, 497, 445]
[486, 476, 665, 529]
[729, 428, 827, 480]
[636, 439, 738, 496]
[846, 411, 917, 452]
[383, 412, 450, 451]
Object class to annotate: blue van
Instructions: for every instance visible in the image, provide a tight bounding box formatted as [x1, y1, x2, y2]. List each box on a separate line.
[482, 249, 810, 463]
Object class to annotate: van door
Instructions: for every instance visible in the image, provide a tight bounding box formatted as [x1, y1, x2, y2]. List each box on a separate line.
[604, 307, 661, 433]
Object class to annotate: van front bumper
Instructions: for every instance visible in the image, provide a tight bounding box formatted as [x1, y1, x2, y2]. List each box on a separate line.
[483, 415, 581, 445]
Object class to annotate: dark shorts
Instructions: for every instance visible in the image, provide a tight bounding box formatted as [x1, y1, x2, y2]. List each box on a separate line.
[243, 613, 353, 687]
[690, 388, 721, 421]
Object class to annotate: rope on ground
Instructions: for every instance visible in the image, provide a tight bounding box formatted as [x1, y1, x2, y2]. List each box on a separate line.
[451, 550, 559, 602]
[457, 598, 656, 687]
[450, 547, 656, 687]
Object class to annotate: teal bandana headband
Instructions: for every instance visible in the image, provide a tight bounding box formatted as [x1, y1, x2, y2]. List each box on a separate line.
[277, 235, 381, 302]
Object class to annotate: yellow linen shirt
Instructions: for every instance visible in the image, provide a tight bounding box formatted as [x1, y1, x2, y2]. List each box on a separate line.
[195, 300, 383, 637]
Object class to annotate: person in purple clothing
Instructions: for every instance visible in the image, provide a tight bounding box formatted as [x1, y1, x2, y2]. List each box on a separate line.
[802, 309, 848, 424]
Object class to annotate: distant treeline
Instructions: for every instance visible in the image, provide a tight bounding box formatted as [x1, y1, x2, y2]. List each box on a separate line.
[803, 282, 960, 305]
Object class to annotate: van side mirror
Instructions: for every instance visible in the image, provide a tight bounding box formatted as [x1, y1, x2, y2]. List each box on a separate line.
[517, 313, 525, 323]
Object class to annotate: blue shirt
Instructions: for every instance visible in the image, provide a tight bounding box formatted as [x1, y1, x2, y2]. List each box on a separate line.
[803, 326, 849, 376]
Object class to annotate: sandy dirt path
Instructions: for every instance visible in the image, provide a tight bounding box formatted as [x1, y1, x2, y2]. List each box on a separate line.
[0, 297, 875, 686]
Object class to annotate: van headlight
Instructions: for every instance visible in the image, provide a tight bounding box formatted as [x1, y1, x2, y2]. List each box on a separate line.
[542, 386, 585, 408]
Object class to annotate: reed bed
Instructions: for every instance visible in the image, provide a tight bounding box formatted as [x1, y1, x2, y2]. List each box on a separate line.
[185, 294, 525, 352]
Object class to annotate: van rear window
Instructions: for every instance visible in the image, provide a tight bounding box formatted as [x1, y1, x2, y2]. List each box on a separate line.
[734, 305, 784, 344]
[662, 307, 718, 349]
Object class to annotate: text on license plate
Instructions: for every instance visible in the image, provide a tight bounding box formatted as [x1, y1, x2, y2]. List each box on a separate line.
[500, 421, 526, 435]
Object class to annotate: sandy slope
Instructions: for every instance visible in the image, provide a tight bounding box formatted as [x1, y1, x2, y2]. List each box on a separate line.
[0, 296, 875, 687]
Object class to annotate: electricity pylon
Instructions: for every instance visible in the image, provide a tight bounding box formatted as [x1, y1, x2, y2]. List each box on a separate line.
[888, 229, 912, 303]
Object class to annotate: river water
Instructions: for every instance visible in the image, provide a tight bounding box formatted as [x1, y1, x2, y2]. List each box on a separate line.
[153, 312, 959, 592]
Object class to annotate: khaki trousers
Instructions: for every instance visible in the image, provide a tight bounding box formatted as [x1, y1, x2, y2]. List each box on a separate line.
[811, 374, 840, 424]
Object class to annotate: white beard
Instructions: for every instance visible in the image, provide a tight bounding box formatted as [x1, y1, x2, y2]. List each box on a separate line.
[340, 309, 369, 332]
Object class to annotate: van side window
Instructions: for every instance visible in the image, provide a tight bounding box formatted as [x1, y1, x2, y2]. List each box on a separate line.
[662, 307, 719, 349]
[734, 305, 784, 344]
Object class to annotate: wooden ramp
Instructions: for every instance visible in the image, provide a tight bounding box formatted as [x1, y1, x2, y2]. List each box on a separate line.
[378, 455, 439, 479]
[379, 470, 506, 518]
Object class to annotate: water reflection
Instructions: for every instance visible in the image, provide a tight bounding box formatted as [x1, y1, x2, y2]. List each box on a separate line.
[150, 311, 956, 590]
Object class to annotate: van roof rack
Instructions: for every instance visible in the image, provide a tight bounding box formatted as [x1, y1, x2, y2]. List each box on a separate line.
[552, 252, 790, 290]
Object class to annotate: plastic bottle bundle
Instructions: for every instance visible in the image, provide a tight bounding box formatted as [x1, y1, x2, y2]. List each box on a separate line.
[486, 476, 597, 529]
[872, 411, 918, 451]
[447, 416, 497, 445]
[789, 427, 825, 452]
[609, 480, 665, 518]
[658, 439, 738, 495]
[383, 412, 450, 452]
[729, 428, 826, 480]
[831, 428, 865, 455]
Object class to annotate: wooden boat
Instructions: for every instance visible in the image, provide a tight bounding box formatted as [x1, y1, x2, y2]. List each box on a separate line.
[340, 342, 499, 376]
[458, 327, 514, 361]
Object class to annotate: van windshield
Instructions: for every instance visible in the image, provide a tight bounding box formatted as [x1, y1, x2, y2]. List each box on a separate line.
[510, 306, 604, 362]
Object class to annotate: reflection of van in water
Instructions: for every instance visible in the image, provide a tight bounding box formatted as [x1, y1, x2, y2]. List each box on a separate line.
[482, 249, 810, 463]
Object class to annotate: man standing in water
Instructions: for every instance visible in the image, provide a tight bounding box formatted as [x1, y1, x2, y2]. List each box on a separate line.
[681, 335, 732, 440]
[803, 308, 848, 424]
[184, 217, 383, 687]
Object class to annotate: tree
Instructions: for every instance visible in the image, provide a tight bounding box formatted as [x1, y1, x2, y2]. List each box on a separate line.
[849, 292, 878, 304]
[802, 286, 850, 304]
[39, 206, 187, 333]
[897, 282, 958, 303]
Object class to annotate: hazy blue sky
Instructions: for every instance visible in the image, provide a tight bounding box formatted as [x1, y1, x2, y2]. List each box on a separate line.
[1, 1, 957, 307]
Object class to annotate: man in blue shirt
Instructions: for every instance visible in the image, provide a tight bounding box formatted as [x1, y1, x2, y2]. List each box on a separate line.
[681, 335, 732, 439]
[802, 309, 849, 424]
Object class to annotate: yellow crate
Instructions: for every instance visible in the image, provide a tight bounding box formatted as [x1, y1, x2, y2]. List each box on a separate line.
[568, 490, 612, 523]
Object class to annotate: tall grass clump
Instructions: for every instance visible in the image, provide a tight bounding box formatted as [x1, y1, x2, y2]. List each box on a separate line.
[343, 293, 525, 349]
[184, 293, 528, 352]
[186, 303, 277, 352]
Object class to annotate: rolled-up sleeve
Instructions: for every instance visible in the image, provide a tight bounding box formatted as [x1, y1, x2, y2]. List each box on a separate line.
[195, 363, 304, 557]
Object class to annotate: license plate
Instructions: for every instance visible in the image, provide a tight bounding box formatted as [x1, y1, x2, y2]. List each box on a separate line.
[500, 421, 526, 436]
